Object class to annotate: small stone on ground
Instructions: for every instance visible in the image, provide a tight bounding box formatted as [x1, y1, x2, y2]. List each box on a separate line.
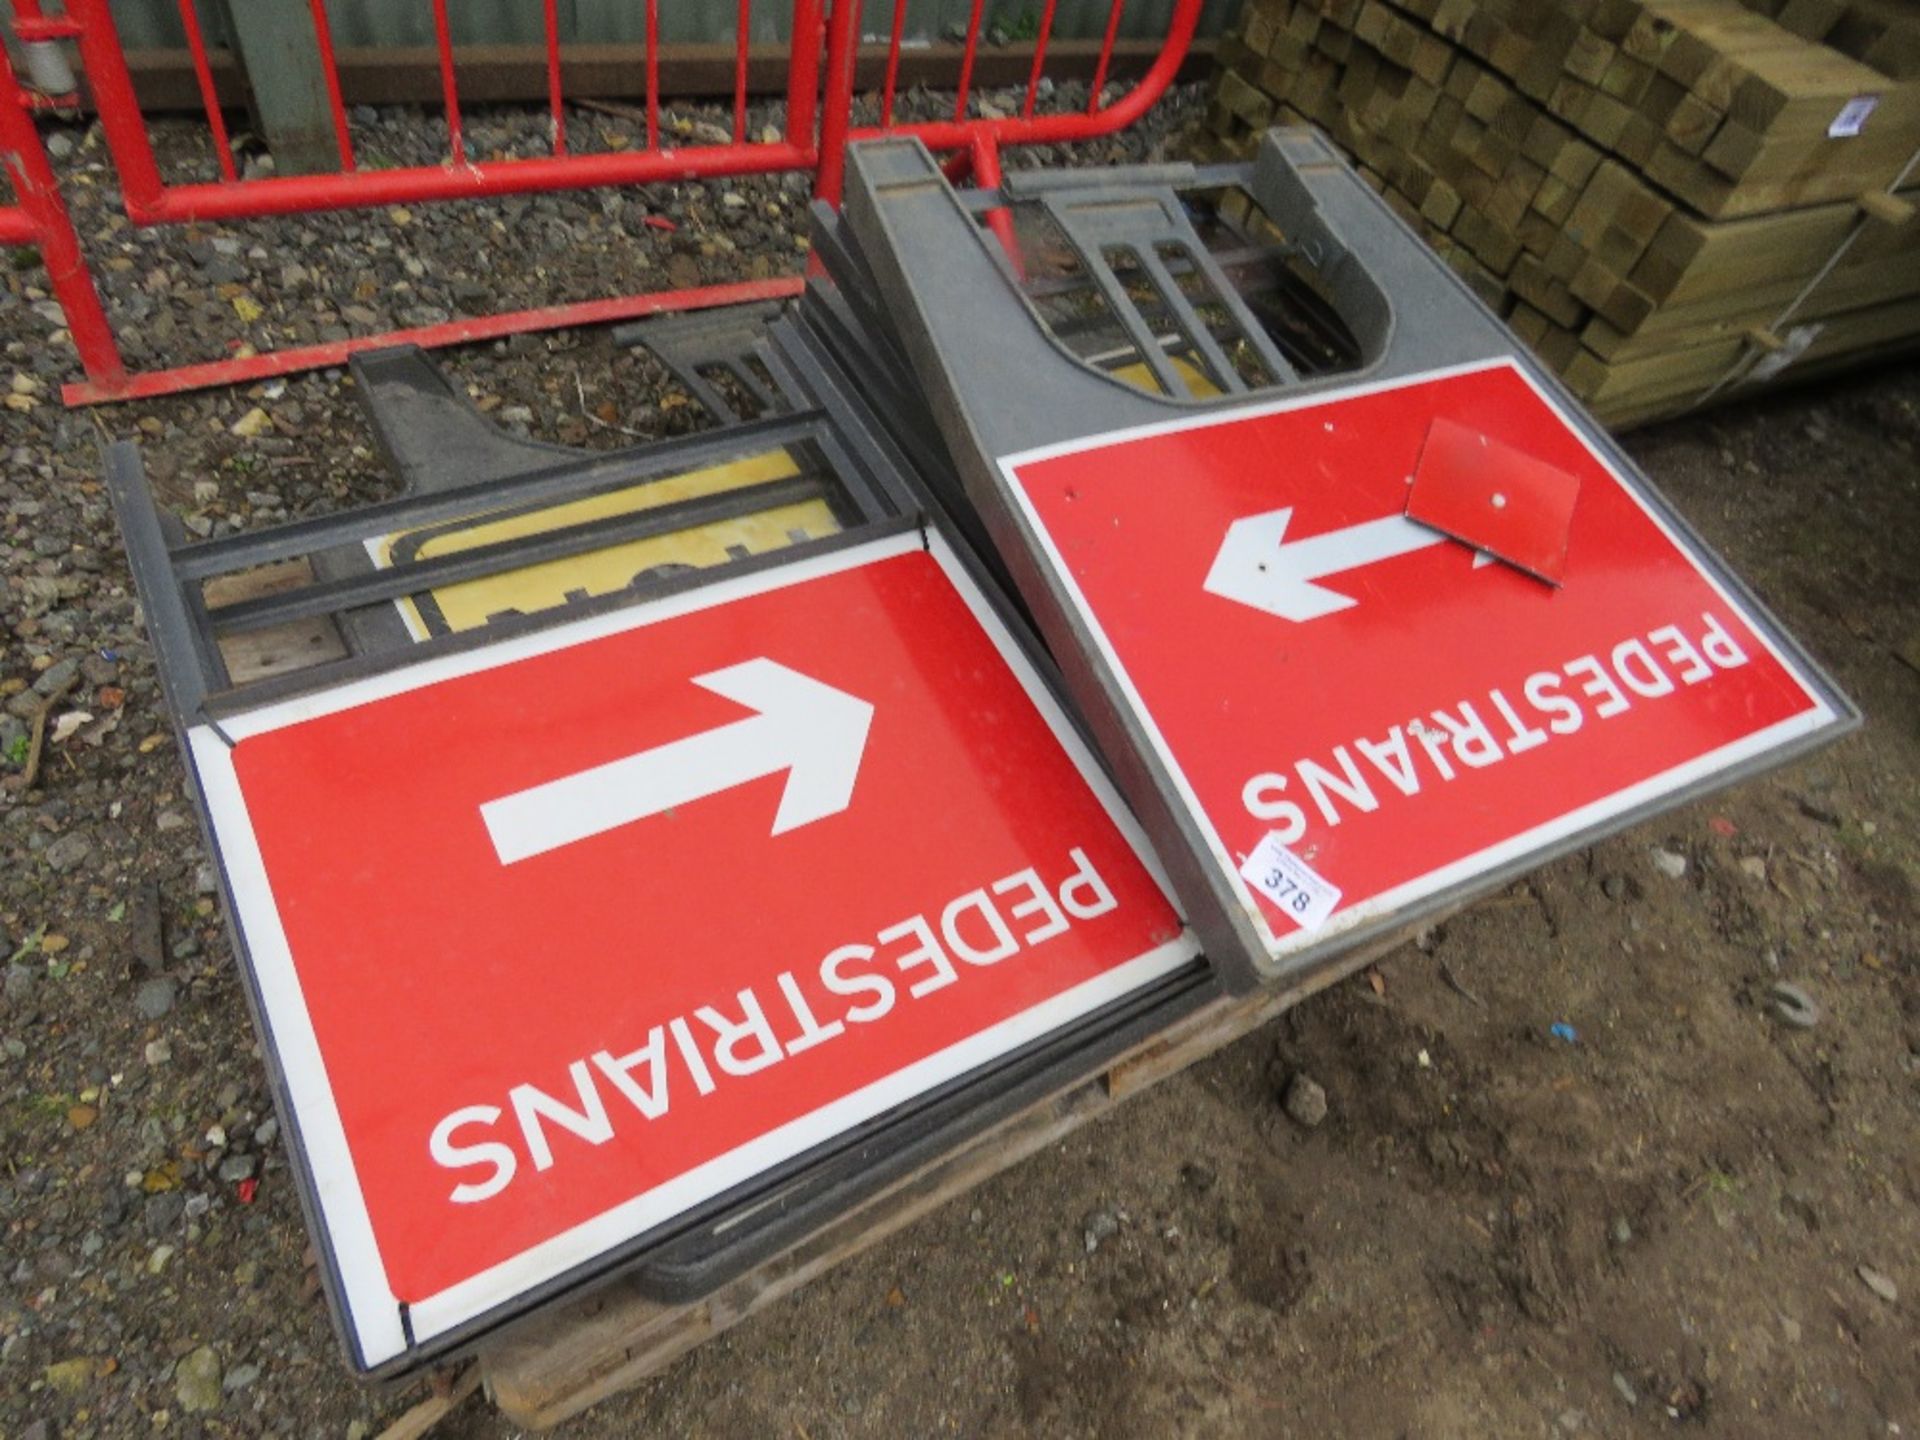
[1283, 1073, 1328, 1128]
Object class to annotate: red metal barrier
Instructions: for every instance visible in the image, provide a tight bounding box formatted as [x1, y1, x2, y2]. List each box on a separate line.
[10, 0, 80, 104]
[11, 0, 1201, 404]
[841, 0, 1204, 174]
[1, 33, 127, 394]
[58, 0, 824, 225]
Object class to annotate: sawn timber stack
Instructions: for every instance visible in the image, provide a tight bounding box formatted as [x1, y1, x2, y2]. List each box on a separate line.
[1203, 0, 1920, 426]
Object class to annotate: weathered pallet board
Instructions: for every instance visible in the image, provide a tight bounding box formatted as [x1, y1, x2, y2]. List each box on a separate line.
[479, 925, 1420, 1429]
[205, 559, 349, 682]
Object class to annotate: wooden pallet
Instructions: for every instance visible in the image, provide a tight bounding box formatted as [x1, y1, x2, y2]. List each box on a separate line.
[475, 926, 1417, 1429]
[1203, 0, 1920, 426]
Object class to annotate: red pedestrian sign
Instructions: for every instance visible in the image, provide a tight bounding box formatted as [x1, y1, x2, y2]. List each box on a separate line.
[999, 359, 1850, 980]
[190, 531, 1197, 1370]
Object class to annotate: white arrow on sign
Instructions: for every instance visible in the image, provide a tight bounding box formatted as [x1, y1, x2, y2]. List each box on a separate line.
[481, 658, 874, 865]
[1203, 506, 1493, 622]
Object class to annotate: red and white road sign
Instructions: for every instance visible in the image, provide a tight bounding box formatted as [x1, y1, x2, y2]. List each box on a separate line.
[999, 358, 1847, 970]
[190, 531, 1196, 1369]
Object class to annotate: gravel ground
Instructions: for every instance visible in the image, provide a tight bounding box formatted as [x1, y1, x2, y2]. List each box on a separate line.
[4, 85, 1918, 1438]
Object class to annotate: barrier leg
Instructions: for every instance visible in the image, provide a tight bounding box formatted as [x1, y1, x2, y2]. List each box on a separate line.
[810, 0, 858, 204]
[967, 135, 1025, 280]
[0, 46, 128, 395]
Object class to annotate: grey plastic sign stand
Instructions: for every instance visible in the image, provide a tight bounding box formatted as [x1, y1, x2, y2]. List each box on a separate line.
[837, 129, 1856, 993]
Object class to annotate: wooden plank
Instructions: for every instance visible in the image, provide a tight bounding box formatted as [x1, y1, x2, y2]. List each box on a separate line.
[1489, 25, 1534, 78]
[1693, 55, 1745, 112]
[1633, 188, 1864, 301]
[1454, 204, 1524, 272]
[1412, 30, 1456, 83]
[1617, 111, 1663, 166]
[1644, 141, 1736, 215]
[1549, 132, 1605, 187]
[1623, 0, 1920, 216]
[1566, 157, 1641, 243]
[1546, 227, 1592, 282]
[1581, 290, 1920, 409]
[1432, 0, 1477, 41]
[205, 560, 350, 684]
[1857, 189, 1916, 226]
[1598, 49, 1656, 105]
[1315, 19, 1357, 62]
[1658, 25, 1720, 87]
[1773, 0, 1846, 44]
[1565, 30, 1617, 85]
[1219, 68, 1279, 130]
[1355, 0, 1396, 52]
[1460, 9, 1507, 65]
[1465, 66, 1510, 121]
[1622, 8, 1682, 65]
[1517, 205, 1564, 258]
[1533, 320, 1585, 375]
[1548, 74, 1596, 127]
[1596, 0, 1645, 43]
[1421, 175, 1465, 226]
[1562, 346, 1610, 398]
[1519, 110, 1572, 167]
[1639, 69, 1689, 127]
[1507, 299, 1552, 346]
[1599, 330, 1920, 427]
[1515, 10, 1583, 99]
[1570, 256, 1658, 331]
[1663, 91, 1725, 153]
[1530, 170, 1577, 224]
[374, 1367, 482, 1440]
[1596, 229, 1920, 355]
[1512, 251, 1589, 325]
[1241, 6, 1280, 58]
[1286, 3, 1325, 45]
[1581, 88, 1637, 147]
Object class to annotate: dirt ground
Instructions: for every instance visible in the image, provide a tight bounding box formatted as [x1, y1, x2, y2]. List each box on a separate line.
[3, 92, 1917, 1439]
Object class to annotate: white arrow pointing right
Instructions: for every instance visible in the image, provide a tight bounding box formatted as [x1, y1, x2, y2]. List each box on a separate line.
[480, 658, 874, 865]
[1203, 506, 1493, 622]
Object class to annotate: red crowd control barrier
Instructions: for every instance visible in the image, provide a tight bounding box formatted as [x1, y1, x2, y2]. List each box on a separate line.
[59, 0, 831, 223]
[9, 0, 1202, 405]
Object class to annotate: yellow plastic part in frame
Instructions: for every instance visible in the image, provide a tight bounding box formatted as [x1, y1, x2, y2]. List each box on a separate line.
[1111, 353, 1222, 400]
[370, 448, 841, 638]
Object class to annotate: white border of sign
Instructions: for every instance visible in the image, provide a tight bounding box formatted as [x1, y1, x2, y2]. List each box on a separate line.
[189, 529, 1199, 1369]
[996, 357, 1842, 962]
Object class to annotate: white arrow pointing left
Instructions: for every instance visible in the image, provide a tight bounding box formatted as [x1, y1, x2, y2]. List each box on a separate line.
[1203, 506, 1496, 622]
[480, 658, 874, 865]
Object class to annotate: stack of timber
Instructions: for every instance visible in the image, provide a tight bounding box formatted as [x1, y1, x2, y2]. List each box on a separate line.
[1201, 0, 1920, 427]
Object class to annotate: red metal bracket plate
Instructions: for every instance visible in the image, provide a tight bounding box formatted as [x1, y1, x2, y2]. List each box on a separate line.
[1405, 414, 1580, 585]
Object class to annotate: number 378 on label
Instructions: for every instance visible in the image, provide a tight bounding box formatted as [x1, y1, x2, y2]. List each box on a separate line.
[1238, 833, 1342, 931]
